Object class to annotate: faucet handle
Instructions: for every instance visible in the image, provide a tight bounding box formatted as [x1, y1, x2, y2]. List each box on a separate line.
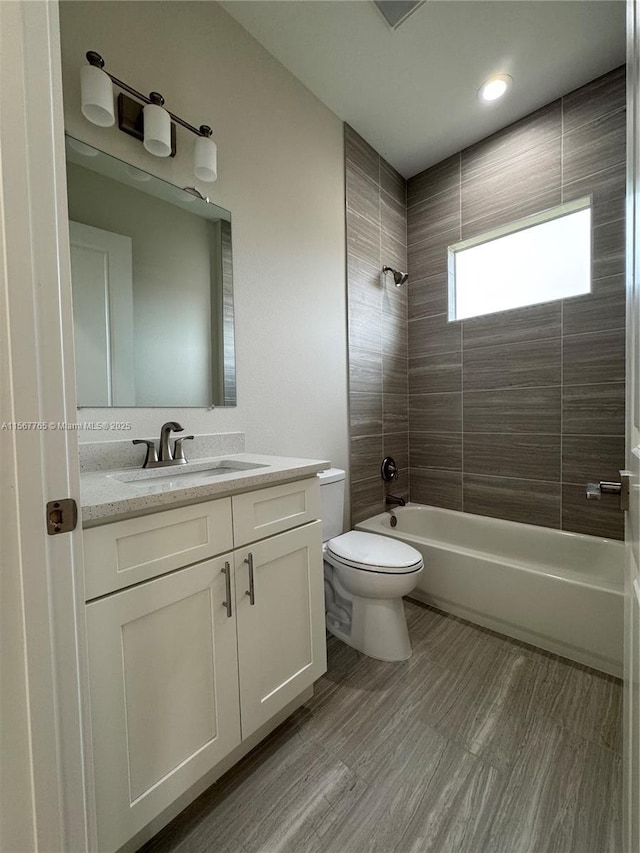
[173, 435, 194, 462]
[133, 439, 158, 468]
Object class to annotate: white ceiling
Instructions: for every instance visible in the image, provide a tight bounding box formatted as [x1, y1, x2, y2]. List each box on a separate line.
[220, 0, 626, 178]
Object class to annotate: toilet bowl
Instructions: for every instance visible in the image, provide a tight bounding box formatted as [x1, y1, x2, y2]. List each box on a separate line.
[323, 530, 423, 661]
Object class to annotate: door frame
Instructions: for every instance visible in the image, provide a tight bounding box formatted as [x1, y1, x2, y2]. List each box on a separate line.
[0, 2, 93, 850]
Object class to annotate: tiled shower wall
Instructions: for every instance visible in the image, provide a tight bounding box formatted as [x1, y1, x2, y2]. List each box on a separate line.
[407, 66, 626, 539]
[345, 125, 409, 524]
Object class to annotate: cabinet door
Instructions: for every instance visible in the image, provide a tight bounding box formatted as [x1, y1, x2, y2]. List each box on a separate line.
[235, 521, 327, 738]
[86, 555, 241, 852]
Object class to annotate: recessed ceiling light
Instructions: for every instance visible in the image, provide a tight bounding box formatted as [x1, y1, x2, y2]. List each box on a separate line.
[479, 74, 512, 103]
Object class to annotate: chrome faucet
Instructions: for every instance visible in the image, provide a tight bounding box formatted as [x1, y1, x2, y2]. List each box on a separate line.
[159, 421, 183, 463]
[133, 422, 194, 468]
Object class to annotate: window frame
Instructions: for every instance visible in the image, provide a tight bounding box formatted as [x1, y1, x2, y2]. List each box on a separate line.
[447, 195, 592, 322]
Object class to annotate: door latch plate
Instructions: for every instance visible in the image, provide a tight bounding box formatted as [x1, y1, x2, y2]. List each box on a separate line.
[47, 498, 78, 535]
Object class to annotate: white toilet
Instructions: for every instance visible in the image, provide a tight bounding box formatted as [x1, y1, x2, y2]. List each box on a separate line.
[318, 469, 423, 662]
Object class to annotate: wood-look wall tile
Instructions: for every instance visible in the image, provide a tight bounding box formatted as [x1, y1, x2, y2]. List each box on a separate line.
[563, 107, 626, 186]
[407, 153, 460, 208]
[463, 475, 561, 528]
[346, 165, 380, 225]
[409, 392, 462, 433]
[383, 353, 407, 395]
[382, 308, 407, 359]
[382, 279, 408, 319]
[562, 66, 626, 135]
[562, 383, 625, 435]
[409, 351, 462, 394]
[461, 189, 561, 241]
[562, 435, 625, 485]
[351, 476, 384, 525]
[410, 468, 463, 510]
[380, 158, 406, 205]
[347, 254, 383, 311]
[381, 229, 407, 271]
[562, 483, 624, 540]
[463, 387, 561, 433]
[349, 391, 382, 437]
[348, 347, 382, 394]
[462, 301, 561, 349]
[461, 139, 561, 229]
[381, 190, 406, 245]
[383, 392, 408, 434]
[464, 434, 561, 482]
[345, 124, 379, 184]
[408, 189, 460, 245]
[563, 162, 625, 229]
[408, 313, 461, 359]
[384, 432, 409, 471]
[462, 100, 562, 180]
[592, 218, 625, 280]
[563, 329, 625, 386]
[408, 228, 459, 280]
[562, 275, 626, 336]
[463, 338, 561, 391]
[350, 435, 383, 483]
[348, 301, 382, 353]
[409, 433, 462, 471]
[408, 274, 448, 321]
[347, 209, 380, 267]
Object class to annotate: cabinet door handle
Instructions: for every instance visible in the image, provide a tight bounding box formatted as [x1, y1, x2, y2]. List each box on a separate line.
[244, 553, 255, 605]
[221, 562, 232, 618]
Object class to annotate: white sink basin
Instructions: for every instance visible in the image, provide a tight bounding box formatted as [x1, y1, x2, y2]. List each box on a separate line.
[110, 460, 268, 491]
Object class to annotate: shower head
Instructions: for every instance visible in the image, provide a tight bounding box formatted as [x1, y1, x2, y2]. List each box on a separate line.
[383, 266, 409, 287]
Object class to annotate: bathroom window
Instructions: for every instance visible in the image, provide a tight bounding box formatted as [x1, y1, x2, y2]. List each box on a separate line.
[448, 197, 592, 321]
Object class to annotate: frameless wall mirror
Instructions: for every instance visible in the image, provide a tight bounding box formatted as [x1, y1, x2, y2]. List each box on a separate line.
[65, 135, 236, 407]
[448, 196, 592, 322]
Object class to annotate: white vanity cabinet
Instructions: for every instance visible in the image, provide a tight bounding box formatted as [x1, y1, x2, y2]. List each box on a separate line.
[234, 520, 324, 737]
[85, 554, 241, 853]
[83, 477, 326, 852]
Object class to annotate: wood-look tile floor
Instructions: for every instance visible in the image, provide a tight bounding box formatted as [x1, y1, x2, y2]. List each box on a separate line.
[141, 601, 622, 853]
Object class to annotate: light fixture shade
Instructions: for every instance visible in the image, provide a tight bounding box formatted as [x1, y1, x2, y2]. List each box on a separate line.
[194, 135, 218, 183]
[143, 104, 172, 157]
[80, 65, 115, 127]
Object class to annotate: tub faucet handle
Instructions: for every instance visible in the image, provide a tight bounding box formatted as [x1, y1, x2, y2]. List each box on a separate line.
[586, 483, 602, 500]
[586, 471, 631, 511]
[381, 456, 398, 481]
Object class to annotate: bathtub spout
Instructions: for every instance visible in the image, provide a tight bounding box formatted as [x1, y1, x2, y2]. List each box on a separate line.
[386, 494, 406, 508]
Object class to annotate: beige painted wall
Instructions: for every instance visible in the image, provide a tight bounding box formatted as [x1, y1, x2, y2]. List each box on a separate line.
[59, 1, 348, 482]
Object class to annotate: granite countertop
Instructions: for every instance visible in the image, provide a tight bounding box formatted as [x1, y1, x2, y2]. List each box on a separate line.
[81, 453, 331, 527]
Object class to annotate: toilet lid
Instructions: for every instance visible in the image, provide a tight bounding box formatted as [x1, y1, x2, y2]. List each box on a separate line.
[327, 531, 423, 574]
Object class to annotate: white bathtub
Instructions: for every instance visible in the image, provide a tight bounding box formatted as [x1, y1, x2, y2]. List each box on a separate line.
[355, 505, 624, 677]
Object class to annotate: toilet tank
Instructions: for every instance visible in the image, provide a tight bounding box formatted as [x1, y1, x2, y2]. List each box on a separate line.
[317, 468, 346, 542]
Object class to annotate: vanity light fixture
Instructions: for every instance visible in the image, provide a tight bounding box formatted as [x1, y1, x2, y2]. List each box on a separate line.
[80, 51, 218, 182]
[479, 74, 512, 102]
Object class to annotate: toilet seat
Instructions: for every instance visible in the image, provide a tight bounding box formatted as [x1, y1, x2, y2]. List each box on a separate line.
[326, 531, 423, 575]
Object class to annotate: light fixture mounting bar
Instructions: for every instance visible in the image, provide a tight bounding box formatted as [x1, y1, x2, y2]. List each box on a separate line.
[86, 51, 209, 138]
